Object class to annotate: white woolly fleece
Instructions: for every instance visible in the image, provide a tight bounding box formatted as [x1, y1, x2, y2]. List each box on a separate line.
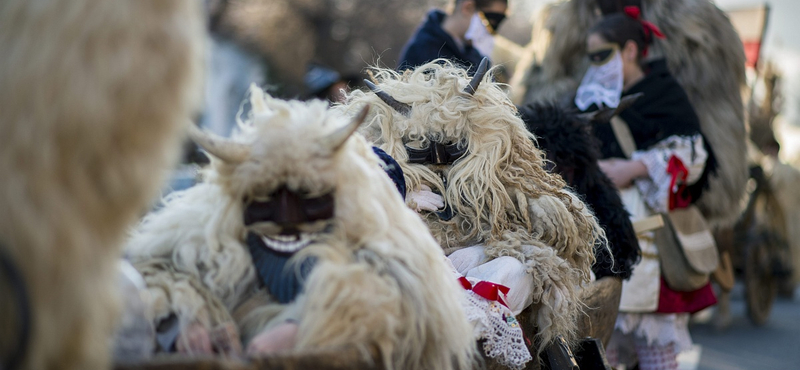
[125, 85, 478, 370]
[344, 60, 607, 354]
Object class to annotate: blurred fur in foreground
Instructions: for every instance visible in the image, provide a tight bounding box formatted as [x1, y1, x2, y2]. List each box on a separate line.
[0, 1, 204, 369]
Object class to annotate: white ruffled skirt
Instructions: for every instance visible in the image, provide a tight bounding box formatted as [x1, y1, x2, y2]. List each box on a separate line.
[614, 312, 692, 353]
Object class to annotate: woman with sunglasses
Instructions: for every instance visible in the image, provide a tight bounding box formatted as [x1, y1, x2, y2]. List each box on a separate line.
[397, 0, 507, 73]
[578, 7, 718, 370]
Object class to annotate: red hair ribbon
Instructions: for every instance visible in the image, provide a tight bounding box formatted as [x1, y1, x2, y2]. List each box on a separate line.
[623, 6, 665, 56]
[459, 276, 511, 309]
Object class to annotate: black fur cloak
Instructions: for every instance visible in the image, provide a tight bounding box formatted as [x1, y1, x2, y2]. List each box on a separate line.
[519, 104, 640, 279]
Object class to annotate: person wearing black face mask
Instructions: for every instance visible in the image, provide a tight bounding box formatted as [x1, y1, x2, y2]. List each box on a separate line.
[397, 0, 507, 74]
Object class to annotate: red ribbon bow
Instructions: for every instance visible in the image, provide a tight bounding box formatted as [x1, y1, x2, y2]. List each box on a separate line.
[459, 276, 530, 346]
[459, 276, 511, 309]
[666, 155, 691, 210]
[623, 6, 666, 57]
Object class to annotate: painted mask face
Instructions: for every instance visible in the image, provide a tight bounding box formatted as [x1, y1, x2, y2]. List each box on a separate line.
[404, 138, 466, 221]
[365, 59, 488, 221]
[575, 43, 624, 111]
[241, 185, 333, 304]
[189, 91, 368, 255]
[243, 186, 335, 253]
[405, 141, 467, 166]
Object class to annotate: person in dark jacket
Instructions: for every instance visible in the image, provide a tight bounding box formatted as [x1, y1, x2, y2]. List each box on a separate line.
[397, 0, 507, 73]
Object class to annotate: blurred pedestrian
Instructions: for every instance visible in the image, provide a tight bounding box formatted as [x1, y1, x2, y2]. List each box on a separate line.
[305, 63, 353, 104]
[397, 0, 507, 73]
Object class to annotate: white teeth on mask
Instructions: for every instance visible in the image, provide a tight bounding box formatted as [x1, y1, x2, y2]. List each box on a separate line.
[272, 234, 297, 242]
[260, 233, 314, 253]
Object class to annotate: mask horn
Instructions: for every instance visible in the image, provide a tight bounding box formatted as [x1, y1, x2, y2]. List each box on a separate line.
[326, 105, 370, 152]
[463, 57, 490, 95]
[187, 124, 250, 164]
[364, 79, 412, 117]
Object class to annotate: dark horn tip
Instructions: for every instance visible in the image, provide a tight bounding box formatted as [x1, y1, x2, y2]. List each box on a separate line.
[464, 58, 490, 95]
[363, 79, 411, 117]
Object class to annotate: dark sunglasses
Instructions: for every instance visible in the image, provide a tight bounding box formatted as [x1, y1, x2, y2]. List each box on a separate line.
[587, 43, 619, 65]
[479, 11, 507, 34]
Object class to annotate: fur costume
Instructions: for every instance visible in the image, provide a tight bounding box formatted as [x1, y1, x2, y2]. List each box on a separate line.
[765, 158, 800, 289]
[518, 103, 640, 280]
[0, 1, 204, 369]
[516, 0, 748, 226]
[125, 86, 477, 370]
[344, 60, 606, 354]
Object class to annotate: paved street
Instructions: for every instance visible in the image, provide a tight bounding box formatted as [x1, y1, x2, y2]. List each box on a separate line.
[681, 284, 800, 370]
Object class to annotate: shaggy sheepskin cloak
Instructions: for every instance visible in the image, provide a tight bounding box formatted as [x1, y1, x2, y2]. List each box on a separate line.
[344, 60, 607, 354]
[125, 87, 477, 370]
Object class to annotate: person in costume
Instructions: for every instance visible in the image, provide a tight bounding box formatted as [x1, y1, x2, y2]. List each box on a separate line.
[578, 8, 717, 370]
[518, 0, 747, 229]
[343, 59, 606, 365]
[398, 0, 507, 73]
[124, 85, 477, 370]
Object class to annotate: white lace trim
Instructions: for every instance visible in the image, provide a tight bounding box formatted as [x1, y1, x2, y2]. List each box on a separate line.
[462, 290, 532, 370]
[614, 312, 693, 353]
